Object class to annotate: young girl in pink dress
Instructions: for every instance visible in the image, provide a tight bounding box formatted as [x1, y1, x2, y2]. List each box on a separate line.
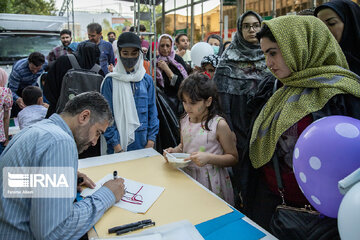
[0, 69, 13, 155]
[164, 73, 238, 205]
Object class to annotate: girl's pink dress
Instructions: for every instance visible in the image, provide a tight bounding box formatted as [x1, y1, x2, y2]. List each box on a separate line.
[181, 114, 234, 205]
[0, 87, 12, 142]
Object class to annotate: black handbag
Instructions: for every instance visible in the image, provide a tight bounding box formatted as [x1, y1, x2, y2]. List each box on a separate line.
[269, 154, 340, 240]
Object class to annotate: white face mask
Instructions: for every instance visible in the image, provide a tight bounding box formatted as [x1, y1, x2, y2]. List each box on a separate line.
[212, 46, 220, 55]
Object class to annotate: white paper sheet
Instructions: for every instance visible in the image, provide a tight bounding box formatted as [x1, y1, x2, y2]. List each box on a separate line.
[118, 220, 204, 240]
[91, 220, 204, 240]
[95, 233, 162, 240]
[81, 174, 165, 213]
[78, 148, 161, 169]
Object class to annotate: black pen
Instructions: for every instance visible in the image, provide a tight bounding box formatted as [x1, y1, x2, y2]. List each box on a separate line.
[116, 222, 155, 235]
[108, 219, 152, 233]
[113, 171, 117, 180]
[77, 177, 84, 185]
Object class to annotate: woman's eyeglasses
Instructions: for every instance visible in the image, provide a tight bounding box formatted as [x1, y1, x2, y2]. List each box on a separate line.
[242, 23, 261, 31]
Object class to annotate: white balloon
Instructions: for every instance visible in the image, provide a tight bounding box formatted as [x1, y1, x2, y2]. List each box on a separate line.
[338, 182, 360, 240]
[190, 42, 214, 67]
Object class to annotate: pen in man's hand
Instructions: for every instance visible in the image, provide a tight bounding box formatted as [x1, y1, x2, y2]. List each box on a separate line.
[113, 171, 117, 180]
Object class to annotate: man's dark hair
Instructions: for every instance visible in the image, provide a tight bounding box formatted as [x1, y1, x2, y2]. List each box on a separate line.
[107, 31, 116, 37]
[62, 91, 113, 125]
[87, 23, 102, 34]
[22, 86, 43, 106]
[256, 24, 277, 42]
[60, 29, 72, 37]
[139, 24, 146, 32]
[129, 25, 146, 32]
[175, 33, 188, 44]
[28, 52, 45, 67]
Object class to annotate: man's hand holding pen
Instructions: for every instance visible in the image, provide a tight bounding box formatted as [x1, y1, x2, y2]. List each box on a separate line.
[103, 171, 125, 202]
[104, 178, 125, 202]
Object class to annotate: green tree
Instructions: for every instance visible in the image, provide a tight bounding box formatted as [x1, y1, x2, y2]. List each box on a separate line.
[0, 0, 57, 15]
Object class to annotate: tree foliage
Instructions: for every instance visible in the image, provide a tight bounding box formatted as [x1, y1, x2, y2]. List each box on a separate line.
[1, 0, 57, 15]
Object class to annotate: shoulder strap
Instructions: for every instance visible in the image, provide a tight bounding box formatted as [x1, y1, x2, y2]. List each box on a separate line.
[272, 153, 284, 189]
[89, 64, 101, 73]
[67, 54, 81, 70]
[272, 153, 286, 205]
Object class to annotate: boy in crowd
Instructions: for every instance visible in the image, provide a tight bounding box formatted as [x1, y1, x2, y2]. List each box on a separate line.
[175, 33, 191, 64]
[18, 86, 48, 130]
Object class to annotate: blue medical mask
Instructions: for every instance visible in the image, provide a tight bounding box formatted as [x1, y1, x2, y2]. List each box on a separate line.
[212, 46, 220, 55]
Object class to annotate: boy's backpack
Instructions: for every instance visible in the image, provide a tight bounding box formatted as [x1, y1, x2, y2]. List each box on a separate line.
[56, 54, 103, 113]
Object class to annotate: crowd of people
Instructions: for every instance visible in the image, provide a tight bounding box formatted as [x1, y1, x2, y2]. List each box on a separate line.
[0, 0, 359, 239]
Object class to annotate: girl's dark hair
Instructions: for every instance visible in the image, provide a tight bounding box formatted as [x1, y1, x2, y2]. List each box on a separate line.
[256, 24, 277, 42]
[178, 72, 222, 131]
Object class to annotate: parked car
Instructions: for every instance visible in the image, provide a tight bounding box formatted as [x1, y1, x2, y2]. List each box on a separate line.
[0, 13, 66, 75]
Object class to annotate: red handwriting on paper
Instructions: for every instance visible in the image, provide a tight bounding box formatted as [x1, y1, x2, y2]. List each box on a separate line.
[121, 186, 144, 205]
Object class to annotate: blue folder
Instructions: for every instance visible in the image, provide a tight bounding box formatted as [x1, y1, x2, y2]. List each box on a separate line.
[196, 209, 266, 240]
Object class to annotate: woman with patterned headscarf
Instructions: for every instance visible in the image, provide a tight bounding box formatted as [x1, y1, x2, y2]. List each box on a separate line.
[243, 15, 360, 234]
[156, 34, 189, 116]
[212, 11, 271, 204]
[315, 0, 360, 76]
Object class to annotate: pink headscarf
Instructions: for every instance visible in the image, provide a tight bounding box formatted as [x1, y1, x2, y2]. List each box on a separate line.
[156, 34, 188, 87]
[0, 68, 8, 87]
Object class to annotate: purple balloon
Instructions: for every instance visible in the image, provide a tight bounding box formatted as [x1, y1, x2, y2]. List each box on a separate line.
[293, 116, 360, 218]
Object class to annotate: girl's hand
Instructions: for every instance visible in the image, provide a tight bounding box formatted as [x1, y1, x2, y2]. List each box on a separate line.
[163, 147, 175, 162]
[188, 152, 211, 167]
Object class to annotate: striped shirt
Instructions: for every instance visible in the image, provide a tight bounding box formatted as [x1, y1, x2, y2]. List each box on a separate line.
[47, 45, 68, 64]
[0, 114, 115, 240]
[8, 58, 47, 101]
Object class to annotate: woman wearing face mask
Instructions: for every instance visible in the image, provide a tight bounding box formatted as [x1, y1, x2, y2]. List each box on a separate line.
[212, 11, 271, 205]
[314, 0, 360, 76]
[242, 16, 360, 235]
[206, 34, 223, 56]
[156, 34, 189, 116]
[101, 32, 159, 154]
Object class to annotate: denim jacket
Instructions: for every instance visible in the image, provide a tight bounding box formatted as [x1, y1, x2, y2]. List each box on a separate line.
[101, 74, 159, 154]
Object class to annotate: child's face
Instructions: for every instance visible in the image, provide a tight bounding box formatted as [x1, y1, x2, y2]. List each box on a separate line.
[182, 93, 212, 122]
[203, 64, 215, 79]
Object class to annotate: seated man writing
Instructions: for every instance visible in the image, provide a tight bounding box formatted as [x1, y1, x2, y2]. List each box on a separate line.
[0, 92, 125, 239]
